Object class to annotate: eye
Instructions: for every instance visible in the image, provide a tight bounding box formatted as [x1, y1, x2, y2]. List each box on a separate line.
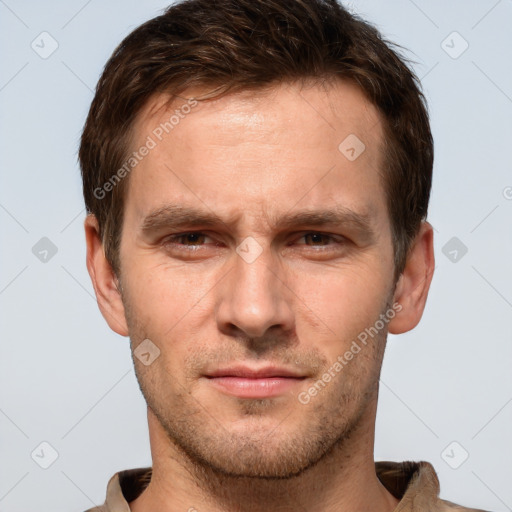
[162, 232, 215, 250]
[161, 231, 348, 259]
[294, 232, 347, 248]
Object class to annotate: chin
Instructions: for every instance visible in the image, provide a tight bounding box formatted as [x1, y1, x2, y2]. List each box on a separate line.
[156, 405, 356, 480]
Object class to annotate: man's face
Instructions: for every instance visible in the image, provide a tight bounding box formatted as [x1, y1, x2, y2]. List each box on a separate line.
[117, 80, 396, 478]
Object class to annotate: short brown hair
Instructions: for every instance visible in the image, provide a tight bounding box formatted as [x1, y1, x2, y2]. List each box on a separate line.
[79, 0, 433, 282]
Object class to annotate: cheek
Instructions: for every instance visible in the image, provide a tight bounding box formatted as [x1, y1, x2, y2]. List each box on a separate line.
[122, 257, 220, 346]
[129, 256, 214, 314]
[291, 263, 390, 348]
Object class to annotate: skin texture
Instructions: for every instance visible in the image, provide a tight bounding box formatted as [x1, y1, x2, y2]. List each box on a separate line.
[85, 79, 434, 512]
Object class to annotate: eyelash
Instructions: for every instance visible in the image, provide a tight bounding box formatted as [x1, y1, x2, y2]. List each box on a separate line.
[162, 232, 346, 251]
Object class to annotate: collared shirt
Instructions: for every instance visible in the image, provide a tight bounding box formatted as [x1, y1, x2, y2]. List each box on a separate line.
[84, 460, 491, 512]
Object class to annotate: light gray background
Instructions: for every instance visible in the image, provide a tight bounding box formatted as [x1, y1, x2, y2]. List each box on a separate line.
[1, 0, 511, 511]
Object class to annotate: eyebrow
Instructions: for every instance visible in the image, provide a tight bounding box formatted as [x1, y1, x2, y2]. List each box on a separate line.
[139, 204, 376, 243]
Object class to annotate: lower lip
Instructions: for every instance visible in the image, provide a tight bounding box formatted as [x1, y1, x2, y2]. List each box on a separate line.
[205, 376, 305, 398]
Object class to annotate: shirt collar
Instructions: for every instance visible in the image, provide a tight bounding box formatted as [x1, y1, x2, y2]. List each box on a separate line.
[93, 460, 449, 512]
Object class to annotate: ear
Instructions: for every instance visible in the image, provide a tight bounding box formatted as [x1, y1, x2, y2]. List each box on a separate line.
[388, 221, 435, 335]
[84, 214, 129, 337]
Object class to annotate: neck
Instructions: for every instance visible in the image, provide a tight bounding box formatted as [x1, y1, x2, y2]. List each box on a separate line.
[130, 399, 399, 512]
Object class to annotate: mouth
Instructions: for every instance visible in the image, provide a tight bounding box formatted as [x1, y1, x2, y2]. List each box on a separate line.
[203, 365, 307, 399]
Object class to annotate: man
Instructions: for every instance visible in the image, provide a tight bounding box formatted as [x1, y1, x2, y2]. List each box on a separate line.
[79, 0, 489, 510]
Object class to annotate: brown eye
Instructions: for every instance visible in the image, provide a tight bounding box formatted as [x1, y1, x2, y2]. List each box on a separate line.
[296, 232, 346, 247]
[163, 232, 214, 251]
[303, 233, 331, 246]
[176, 233, 208, 245]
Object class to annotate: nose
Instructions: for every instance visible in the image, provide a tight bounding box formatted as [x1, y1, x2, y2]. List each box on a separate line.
[215, 242, 295, 340]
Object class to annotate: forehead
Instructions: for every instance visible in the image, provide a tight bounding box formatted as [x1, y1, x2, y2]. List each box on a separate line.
[124, 79, 387, 231]
[134, 79, 382, 151]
